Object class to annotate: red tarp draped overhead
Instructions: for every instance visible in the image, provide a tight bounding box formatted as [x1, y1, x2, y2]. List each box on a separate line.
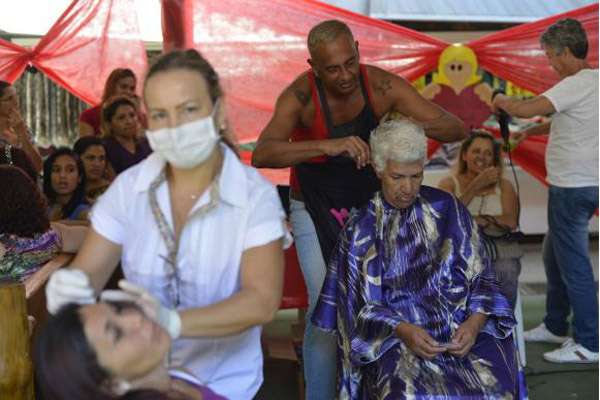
[162, 1, 598, 186]
[468, 3, 598, 95]
[0, 39, 31, 82]
[0, 1, 595, 188]
[161, 0, 449, 183]
[467, 4, 598, 185]
[0, 0, 148, 105]
[161, 0, 449, 145]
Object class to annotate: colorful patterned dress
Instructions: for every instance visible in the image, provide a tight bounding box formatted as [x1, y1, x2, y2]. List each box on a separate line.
[313, 187, 519, 399]
[0, 230, 62, 282]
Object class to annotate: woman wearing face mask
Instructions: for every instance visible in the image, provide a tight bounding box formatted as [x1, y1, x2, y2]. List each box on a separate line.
[45, 49, 288, 400]
[438, 130, 521, 309]
[35, 301, 226, 400]
[43, 148, 90, 222]
[101, 95, 152, 175]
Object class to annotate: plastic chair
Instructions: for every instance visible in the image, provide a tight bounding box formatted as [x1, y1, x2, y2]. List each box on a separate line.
[277, 244, 308, 399]
[280, 244, 308, 309]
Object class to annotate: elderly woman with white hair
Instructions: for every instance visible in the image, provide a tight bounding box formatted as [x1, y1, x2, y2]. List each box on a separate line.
[312, 119, 519, 399]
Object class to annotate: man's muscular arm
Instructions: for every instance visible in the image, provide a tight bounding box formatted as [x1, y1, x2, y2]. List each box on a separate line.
[252, 75, 370, 169]
[372, 68, 466, 142]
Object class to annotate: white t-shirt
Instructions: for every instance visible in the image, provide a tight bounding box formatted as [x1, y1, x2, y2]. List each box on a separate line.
[91, 144, 288, 400]
[542, 68, 598, 187]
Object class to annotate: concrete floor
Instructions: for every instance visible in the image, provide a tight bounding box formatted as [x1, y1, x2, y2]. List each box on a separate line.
[258, 238, 599, 400]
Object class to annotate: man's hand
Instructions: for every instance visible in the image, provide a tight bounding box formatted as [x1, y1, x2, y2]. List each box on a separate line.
[395, 322, 446, 360]
[448, 313, 487, 357]
[319, 136, 370, 169]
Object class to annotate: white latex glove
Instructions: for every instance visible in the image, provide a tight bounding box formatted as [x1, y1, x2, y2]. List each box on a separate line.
[101, 280, 182, 339]
[45, 269, 96, 314]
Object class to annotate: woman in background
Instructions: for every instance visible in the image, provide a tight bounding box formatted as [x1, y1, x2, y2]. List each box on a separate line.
[0, 80, 42, 172]
[101, 95, 152, 175]
[43, 148, 90, 222]
[79, 68, 139, 137]
[438, 130, 521, 309]
[74, 136, 112, 203]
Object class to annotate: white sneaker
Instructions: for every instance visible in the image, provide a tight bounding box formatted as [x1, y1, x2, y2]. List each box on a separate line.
[523, 323, 569, 344]
[544, 339, 599, 364]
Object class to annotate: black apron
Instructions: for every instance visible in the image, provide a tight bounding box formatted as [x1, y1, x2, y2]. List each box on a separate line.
[296, 72, 380, 264]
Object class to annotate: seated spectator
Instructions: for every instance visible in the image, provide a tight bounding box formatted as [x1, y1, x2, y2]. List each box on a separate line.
[0, 166, 87, 282]
[35, 301, 226, 399]
[79, 68, 141, 137]
[438, 131, 522, 309]
[73, 136, 112, 203]
[0, 80, 42, 172]
[101, 95, 151, 175]
[43, 148, 90, 222]
[0, 144, 39, 183]
[312, 119, 518, 399]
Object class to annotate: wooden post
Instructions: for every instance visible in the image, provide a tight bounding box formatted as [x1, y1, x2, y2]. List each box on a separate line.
[0, 279, 34, 400]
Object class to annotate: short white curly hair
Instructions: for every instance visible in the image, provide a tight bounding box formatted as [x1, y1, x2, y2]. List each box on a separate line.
[370, 119, 427, 173]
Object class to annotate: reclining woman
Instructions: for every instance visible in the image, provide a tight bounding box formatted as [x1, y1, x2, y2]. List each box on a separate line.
[35, 300, 226, 399]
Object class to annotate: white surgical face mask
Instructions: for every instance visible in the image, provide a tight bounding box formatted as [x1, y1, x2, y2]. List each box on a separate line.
[146, 101, 220, 169]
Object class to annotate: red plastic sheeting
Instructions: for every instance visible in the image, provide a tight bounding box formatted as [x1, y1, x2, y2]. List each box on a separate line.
[162, 0, 194, 52]
[0, 39, 30, 82]
[0, 0, 148, 105]
[464, 4, 597, 187]
[0, 0, 594, 189]
[468, 3, 598, 95]
[161, 0, 448, 145]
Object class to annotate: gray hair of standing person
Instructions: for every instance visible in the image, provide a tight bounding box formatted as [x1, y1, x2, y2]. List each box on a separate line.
[540, 18, 588, 59]
[370, 119, 427, 173]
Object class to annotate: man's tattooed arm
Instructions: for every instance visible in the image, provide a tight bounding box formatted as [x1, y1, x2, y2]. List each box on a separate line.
[294, 89, 310, 105]
[374, 79, 392, 96]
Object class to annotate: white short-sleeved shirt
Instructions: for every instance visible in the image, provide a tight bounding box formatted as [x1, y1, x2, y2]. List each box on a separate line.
[542, 69, 598, 187]
[91, 144, 288, 400]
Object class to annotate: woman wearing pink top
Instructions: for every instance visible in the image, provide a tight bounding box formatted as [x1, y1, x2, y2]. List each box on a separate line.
[79, 68, 144, 138]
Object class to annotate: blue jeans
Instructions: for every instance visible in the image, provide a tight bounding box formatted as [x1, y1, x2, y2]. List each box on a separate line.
[543, 185, 599, 352]
[289, 199, 337, 400]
